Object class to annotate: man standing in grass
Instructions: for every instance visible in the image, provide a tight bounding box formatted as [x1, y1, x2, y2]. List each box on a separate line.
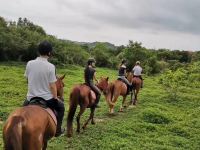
[24, 41, 65, 137]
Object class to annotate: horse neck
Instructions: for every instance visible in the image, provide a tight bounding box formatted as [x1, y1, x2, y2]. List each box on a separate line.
[56, 80, 64, 99]
[127, 74, 133, 83]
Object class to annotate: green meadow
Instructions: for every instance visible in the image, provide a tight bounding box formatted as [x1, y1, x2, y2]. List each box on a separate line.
[0, 62, 200, 150]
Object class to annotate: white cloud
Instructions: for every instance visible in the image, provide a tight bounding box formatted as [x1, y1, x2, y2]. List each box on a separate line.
[0, 0, 200, 50]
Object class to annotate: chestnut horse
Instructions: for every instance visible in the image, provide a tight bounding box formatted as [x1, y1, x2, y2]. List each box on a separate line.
[3, 74, 65, 150]
[104, 72, 142, 113]
[67, 77, 109, 137]
[127, 73, 142, 105]
[104, 79, 129, 114]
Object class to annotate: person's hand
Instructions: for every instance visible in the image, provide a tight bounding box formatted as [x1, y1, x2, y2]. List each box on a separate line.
[56, 97, 64, 103]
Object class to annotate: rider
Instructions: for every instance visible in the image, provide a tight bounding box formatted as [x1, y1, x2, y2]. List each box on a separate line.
[132, 61, 143, 88]
[84, 58, 101, 108]
[23, 41, 65, 137]
[118, 59, 132, 94]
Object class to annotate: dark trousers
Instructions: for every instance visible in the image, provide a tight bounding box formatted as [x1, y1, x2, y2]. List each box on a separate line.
[23, 98, 65, 132]
[87, 81, 101, 105]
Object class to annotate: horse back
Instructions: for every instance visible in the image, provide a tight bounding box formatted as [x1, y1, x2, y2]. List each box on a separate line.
[133, 77, 142, 88]
[112, 80, 127, 96]
[70, 84, 96, 107]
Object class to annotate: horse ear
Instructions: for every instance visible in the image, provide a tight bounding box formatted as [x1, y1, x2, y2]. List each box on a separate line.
[60, 73, 66, 80]
[106, 77, 109, 81]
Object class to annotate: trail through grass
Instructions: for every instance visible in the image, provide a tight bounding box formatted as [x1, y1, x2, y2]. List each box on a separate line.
[0, 62, 200, 150]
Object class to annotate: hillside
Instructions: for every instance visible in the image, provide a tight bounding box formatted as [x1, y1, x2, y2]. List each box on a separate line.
[0, 63, 200, 149]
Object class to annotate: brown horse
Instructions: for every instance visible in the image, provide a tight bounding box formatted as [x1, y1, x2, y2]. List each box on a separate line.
[104, 79, 129, 114]
[67, 77, 109, 137]
[127, 73, 142, 105]
[3, 74, 65, 150]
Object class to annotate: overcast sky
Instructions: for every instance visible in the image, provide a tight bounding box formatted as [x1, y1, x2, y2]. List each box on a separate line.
[0, 0, 200, 51]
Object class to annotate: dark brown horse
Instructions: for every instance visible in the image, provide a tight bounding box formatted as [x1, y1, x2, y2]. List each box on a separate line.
[3, 74, 65, 150]
[67, 77, 109, 137]
[127, 73, 142, 105]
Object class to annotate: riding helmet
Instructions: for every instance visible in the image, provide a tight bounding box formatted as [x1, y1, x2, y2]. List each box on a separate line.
[136, 61, 140, 65]
[87, 58, 96, 65]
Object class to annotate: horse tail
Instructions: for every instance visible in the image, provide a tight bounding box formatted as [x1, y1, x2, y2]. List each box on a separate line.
[110, 83, 115, 102]
[106, 83, 115, 106]
[67, 87, 79, 137]
[3, 116, 24, 150]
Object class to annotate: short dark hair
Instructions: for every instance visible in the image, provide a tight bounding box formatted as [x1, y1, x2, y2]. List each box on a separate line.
[38, 41, 53, 55]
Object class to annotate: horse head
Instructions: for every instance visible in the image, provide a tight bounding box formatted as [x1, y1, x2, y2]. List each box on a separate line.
[56, 74, 66, 100]
[97, 77, 109, 95]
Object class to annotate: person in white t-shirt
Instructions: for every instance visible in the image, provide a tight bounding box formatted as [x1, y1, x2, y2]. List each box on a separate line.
[23, 41, 65, 137]
[132, 61, 143, 88]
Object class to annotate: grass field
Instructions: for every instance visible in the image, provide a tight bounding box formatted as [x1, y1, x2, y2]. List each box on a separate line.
[0, 62, 200, 150]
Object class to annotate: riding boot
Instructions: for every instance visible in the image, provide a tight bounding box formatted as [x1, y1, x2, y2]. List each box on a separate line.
[55, 118, 65, 137]
[94, 94, 101, 108]
[54, 100, 65, 137]
[130, 84, 133, 93]
[126, 85, 130, 95]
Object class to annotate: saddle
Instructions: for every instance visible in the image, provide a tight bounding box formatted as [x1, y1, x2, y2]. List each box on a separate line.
[83, 83, 97, 100]
[117, 77, 129, 88]
[117, 78, 133, 95]
[27, 97, 57, 125]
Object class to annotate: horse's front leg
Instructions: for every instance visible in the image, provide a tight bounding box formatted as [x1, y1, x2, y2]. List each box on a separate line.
[76, 106, 86, 133]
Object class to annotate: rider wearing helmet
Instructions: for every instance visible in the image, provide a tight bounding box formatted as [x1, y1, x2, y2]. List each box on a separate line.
[23, 41, 65, 137]
[84, 58, 101, 108]
[118, 59, 132, 94]
[132, 61, 143, 88]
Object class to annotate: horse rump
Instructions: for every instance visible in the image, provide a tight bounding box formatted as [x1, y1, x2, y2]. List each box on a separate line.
[3, 116, 24, 150]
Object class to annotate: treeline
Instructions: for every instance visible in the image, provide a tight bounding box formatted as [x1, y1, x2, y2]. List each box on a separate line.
[0, 16, 200, 74]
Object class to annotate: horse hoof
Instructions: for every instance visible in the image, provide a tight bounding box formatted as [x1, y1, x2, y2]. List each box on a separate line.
[123, 105, 127, 108]
[109, 112, 114, 115]
[91, 121, 96, 125]
[67, 134, 72, 138]
[129, 105, 136, 108]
